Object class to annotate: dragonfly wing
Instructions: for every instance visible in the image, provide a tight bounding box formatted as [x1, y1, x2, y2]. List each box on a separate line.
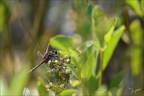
[37, 51, 44, 61]
[44, 64, 51, 72]
[45, 43, 50, 54]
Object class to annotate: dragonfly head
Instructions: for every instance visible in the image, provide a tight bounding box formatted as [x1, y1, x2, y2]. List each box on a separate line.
[46, 50, 60, 61]
[50, 50, 59, 56]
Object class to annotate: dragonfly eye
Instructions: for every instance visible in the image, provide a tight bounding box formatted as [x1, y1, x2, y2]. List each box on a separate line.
[52, 50, 58, 55]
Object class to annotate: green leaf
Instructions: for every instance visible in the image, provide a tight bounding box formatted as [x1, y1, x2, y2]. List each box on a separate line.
[130, 20, 143, 75]
[142, 0, 144, 14]
[37, 77, 49, 96]
[110, 76, 124, 96]
[87, 76, 99, 95]
[131, 47, 142, 75]
[0, 1, 10, 32]
[50, 35, 79, 64]
[126, 0, 143, 17]
[110, 72, 123, 88]
[69, 79, 81, 87]
[60, 89, 77, 96]
[116, 83, 123, 96]
[92, 6, 107, 46]
[8, 65, 29, 95]
[80, 45, 92, 63]
[76, 3, 94, 41]
[92, 7, 118, 47]
[81, 51, 97, 80]
[93, 41, 101, 50]
[0, 3, 5, 32]
[104, 18, 117, 44]
[93, 6, 105, 23]
[50, 35, 73, 52]
[108, 91, 113, 96]
[130, 20, 143, 46]
[103, 26, 125, 70]
[0, 77, 8, 95]
[79, 45, 97, 68]
[95, 85, 107, 95]
[76, 45, 93, 78]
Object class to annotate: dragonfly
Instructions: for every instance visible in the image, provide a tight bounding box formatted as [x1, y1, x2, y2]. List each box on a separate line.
[28, 44, 59, 74]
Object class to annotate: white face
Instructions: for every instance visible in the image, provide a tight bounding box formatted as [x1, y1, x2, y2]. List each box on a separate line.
[50, 50, 59, 56]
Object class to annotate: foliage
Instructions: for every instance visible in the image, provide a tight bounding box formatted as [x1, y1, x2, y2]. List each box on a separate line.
[1, 0, 143, 96]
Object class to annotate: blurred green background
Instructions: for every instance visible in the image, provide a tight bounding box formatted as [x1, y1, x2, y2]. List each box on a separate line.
[0, 0, 143, 95]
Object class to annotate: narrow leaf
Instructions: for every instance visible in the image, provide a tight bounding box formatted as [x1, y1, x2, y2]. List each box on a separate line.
[104, 18, 117, 44]
[103, 26, 125, 70]
[126, 0, 143, 17]
[110, 72, 123, 88]
[60, 89, 77, 96]
[8, 65, 29, 95]
[69, 79, 81, 87]
[81, 51, 97, 80]
[37, 77, 49, 96]
[88, 76, 99, 95]
[95, 85, 107, 95]
[130, 20, 143, 75]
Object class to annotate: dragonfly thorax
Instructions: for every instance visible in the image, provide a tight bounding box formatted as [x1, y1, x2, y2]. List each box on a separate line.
[44, 50, 59, 63]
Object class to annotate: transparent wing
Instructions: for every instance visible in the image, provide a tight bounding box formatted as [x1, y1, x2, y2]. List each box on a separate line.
[44, 60, 52, 73]
[45, 43, 50, 54]
[37, 51, 44, 61]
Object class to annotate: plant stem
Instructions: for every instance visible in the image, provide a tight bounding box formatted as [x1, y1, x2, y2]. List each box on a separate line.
[82, 80, 87, 96]
[99, 49, 104, 86]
